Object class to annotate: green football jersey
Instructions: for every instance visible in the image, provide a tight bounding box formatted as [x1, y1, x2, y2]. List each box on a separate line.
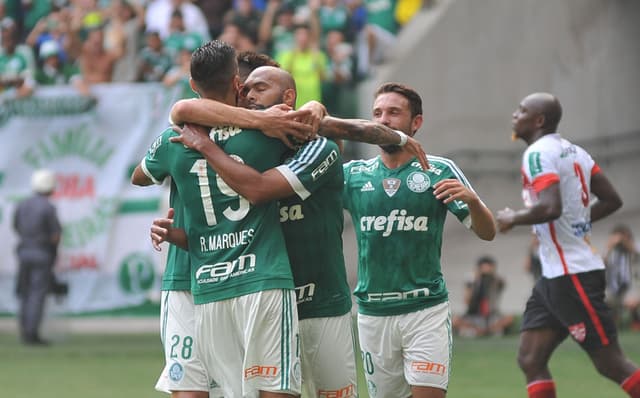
[342, 155, 473, 316]
[275, 137, 352, 320]
[160, 180, 191, 291]
[141, 126, 294, 304]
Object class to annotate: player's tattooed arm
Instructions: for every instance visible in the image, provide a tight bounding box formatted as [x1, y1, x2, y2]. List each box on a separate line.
[318, 116, 429, 169]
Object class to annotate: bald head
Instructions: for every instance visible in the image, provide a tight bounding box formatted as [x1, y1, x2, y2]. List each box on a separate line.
[250, 66, 296, 92]
[243, 66, 297, 109]
[522, 92, 563, 133]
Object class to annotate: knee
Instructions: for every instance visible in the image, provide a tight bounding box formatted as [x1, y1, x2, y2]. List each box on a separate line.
[517, 350, 544, 375]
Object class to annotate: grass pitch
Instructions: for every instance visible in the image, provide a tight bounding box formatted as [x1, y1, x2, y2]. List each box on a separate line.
[1, 330, 638, 397]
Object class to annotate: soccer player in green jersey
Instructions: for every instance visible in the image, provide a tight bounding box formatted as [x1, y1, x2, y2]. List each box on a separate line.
[154, 66, 427, 398]
[132, 41, 305, 398]
[134, 51, 296, 398]
[342, 83, 496, 398]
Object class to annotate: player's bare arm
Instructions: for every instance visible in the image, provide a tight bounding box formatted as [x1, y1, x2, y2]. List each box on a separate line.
[170, 98, 313, 148]
[589, 172, 623, 223]
[318, 116, 429, 170]
[496, 183, 563, 233]
[296, 100, 327, 135]
[171, 123, 295, 205]
[434, 179, 496, 240]
[131, 164, 154, 186]
[150, 208, 189, 251]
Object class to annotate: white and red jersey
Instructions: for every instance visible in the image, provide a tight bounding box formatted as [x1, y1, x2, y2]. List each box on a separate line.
[521, 133, 604, 278]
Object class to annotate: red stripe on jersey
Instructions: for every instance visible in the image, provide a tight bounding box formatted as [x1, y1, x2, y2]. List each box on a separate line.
[521, 168, 531, 185]
[549, 223, 610, 345]
[591, 163, 601, 176]
[621, 369, 640, 397]
[532, 173, 560, 193]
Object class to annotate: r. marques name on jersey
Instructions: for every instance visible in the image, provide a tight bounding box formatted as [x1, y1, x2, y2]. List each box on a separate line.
[360, 209, 428, 237]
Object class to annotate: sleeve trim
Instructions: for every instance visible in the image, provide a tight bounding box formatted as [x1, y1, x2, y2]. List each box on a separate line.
[532, 173, 560, 193]
[275, 165, 311, 200]
[141, 158, 163, 185]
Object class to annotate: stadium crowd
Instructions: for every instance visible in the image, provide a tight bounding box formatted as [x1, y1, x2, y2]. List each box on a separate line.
[0, 0, 429, 116]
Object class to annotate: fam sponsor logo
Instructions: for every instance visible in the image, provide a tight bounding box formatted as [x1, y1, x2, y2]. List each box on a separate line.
[367, 287, 430, 302]
[311, 149, 338, 180]
[244, 365, 279, 380]
[319, 384, 356, 398]
[360, 209, 428, 237]
[411, 360, 446, 376]
[349, 162, 378, 174]
[196, 253, 256, 284]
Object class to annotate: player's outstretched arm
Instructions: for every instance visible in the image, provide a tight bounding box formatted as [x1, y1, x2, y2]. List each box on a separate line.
[496, 184, 562, 233]
[318, 116, 429, 169]
[434, 179, 496, 240]
[170, 99, 313, 148]
[589, 172, 622, 223]
[171, 123, 295, 205]
[150, 208, 188, 251]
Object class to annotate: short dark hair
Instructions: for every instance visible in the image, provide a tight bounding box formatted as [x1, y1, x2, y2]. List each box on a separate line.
[476, 255, 497, 267]
[541, 97, 562, 132]
[238, 51, 279, 73]
[374, 83, 423, 118]
[190, 40, 238, 94]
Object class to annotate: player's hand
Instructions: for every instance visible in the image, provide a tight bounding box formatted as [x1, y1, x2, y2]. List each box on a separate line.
[261, 105, 315, 149]
[496, 207, 516, 233]
[433, 179, 476, 205]
[405, 136, 429, 170]
[297, 100, 326, 137]
[170, 123, 211, 152]
[150, 208, 175, 251]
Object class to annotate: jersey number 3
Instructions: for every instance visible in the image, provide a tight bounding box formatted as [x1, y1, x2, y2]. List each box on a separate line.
[190, 159, 250, 226]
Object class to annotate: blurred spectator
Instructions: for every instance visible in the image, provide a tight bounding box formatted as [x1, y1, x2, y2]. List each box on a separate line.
[34, 39, 80, 85]
[356, 0, 398, 77]
[144, 0, 210, 41]
[73, 26, 124, 93]
[321, 29, 355, 117]
[258, 0, 296, 58]
[453, 256, 514, 337]
[218, 19, 257, 53]
[276, 23, 327, 108]
[224, 0, 262, 44]
[318, 0, 349, 43]
[1, 17, 35, 98]
[13, 169, 62, 346]
[194, 0, 232, 39]
[25, 7, 78, 64]
[604, 224, 640, 328]
[137, 31, 173, 82]
[103, 0, 145, 82]
[70, 0, 105, 32]
[163, 9, 205, 59]
[162, 39, 198, 99]
[524, 233, 542, 282]
[20, 0, 53, 42]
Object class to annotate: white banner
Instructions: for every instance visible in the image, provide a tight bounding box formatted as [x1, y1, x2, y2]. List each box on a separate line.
[0, 83, 181, 314]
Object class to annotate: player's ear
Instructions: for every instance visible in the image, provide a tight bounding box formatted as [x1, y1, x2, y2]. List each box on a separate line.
[283, 88, 296, 108]
[411, 114, 423, 136]
[189, 78, 199, 97]
[535, 114, 546, 129]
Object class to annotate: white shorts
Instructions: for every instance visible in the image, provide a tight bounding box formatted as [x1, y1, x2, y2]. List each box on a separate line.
[299, 312, 358, 398]
[155, 290, 216, 394]
[195, 289, 301, 397]
[357, 301, 452, 398]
